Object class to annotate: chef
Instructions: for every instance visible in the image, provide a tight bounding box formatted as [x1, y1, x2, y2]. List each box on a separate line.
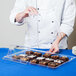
[9, 0, 75, 53]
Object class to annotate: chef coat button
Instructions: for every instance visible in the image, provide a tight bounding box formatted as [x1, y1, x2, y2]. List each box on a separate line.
[52, 21, 54, 23]
[37, 8, 39, 10]
[38, 20, 40, 22]
[51, 32, 53, 34]
[38, 31, 40, 33]
[51, 43, 52, 44]
[71, 2, 73, 5]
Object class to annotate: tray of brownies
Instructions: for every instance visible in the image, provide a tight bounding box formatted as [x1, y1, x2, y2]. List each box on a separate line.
[3, 45, 76, 68]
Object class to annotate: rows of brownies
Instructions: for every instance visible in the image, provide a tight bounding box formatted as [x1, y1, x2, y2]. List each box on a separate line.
[12, 51, 69, 68]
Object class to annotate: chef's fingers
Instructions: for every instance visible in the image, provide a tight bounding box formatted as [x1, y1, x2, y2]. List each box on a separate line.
[46, 51, 50, 54]
[46, 51, 49, 53]
[31, 7, 38, 14]
[28, 7, 38, 15]
[46, 51, 53, 55]
[49, 47, 54, 52]
[28, 8, 34, 15]
[23, 12, 29, 18]
[52, 49, 59, 54]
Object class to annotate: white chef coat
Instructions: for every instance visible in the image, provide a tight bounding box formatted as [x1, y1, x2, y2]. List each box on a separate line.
[9, 0, 76, 49]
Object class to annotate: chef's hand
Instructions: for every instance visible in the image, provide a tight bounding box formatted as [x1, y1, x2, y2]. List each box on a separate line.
[15, 7, 38, 23]
[49, 32, 66, 54]
[49, 40, 59, 54]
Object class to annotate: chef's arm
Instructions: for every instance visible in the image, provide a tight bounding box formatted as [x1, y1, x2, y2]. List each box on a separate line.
[49, 32, 66, 53]
[60, 0, 75, 37]
[15, 7, 38, 23]
[56, 0, 75, 44]
[15, 11, 28, 23]
[9, 0, 38, 26]
[54, 32, 66, 44]
[49, 0, 75, 53]
[9, 0, 26, 25]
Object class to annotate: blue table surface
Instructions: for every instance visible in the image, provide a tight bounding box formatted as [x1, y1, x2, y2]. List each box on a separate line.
[0, 48, 76, 76]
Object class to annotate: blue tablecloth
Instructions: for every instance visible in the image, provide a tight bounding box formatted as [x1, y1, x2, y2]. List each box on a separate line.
[0, 48, 76, 76]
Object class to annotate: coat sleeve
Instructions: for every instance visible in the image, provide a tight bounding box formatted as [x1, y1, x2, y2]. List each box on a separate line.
[60, 0, 76, 37]
[9, 0, 27, 26]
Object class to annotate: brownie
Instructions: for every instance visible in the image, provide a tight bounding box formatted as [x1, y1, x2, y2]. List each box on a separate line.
[26, 51, 34, 55]
[39, 61, 48, 66]
[27, 55, 37, 60]
[54, 59, 64, 64]
[60, 56, 69, 62]
[55, 62, 60, 66]
[12, 55, 20, 60]
[30, 59, 39, 64]
[33, 52, 42, 57]
[18, 54, 27, 58]
[43, 53, 51, 58]
[48, 62, 57, 68]
[51, 55, 60, 59]
[33, 52, 38, 55]
[20, 57, 30, 61]
[45, 58, 54, 62]
[36, 57, 45, 61]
